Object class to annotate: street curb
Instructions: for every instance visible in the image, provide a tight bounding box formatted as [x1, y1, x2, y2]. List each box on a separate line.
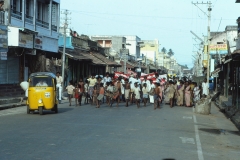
[0, 103, 25, 110]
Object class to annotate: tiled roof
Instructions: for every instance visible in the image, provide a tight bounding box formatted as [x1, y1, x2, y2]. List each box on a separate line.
[120, 61, 134, 68]
[82, 52, 106, 66]
[93, 52, 121, 66]
[131, 61, 147, 69]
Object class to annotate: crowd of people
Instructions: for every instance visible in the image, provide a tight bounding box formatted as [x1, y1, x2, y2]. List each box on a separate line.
[63, 72, 209, 109]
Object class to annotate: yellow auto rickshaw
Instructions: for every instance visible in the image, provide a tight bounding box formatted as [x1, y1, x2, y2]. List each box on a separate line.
[26, 72, 58, 115]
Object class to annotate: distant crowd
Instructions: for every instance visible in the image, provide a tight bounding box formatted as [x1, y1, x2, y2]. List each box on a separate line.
[59, 72, 209, 109]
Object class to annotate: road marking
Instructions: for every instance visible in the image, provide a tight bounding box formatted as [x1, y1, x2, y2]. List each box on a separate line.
[179, 137, 195, 144]
[183, 116, 193, 119]
[48, 144, 56, 146]
[193, 115, 204, 160]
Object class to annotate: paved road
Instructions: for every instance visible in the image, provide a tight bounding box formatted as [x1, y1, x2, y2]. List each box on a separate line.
[0, 101, 240, 160]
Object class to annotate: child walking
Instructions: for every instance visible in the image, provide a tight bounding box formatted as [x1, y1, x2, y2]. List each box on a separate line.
[74, 84, 80, 106]
[142, 83, 149, 107]
[66, 81, 75, 106]
[96, 83, 104, 108]
[133, 82, 141, 108]
[92, 86, 98, 105]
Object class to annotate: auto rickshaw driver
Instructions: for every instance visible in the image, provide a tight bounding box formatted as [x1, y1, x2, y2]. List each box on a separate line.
[36, 80, 48, 87]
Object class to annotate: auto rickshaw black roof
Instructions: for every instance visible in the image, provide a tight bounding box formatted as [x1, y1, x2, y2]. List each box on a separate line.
[29, 72, 56, 79]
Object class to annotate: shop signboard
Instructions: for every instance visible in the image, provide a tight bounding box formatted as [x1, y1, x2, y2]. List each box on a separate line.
[19, 32, 33, 49]
[0, 25, 8, 52]
[209, 44, 228, 54]
[34, 35, 43, 49]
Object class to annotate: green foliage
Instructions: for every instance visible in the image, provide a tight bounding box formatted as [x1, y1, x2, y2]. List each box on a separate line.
[168, 49, 174, 57]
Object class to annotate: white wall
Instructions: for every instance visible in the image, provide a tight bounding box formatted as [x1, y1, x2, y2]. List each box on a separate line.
[124, 35, 141, 58]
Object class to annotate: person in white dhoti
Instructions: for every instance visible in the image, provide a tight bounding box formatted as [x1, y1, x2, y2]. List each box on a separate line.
[149, 79, 155, 103]
[121, 78, 125, 101]
[202, 78, 209, 98]
[56, 72, 63, 103]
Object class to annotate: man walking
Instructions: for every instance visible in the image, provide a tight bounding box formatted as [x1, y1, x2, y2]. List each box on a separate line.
[56, 72, 63, 104]
[202, 78, 209, 98]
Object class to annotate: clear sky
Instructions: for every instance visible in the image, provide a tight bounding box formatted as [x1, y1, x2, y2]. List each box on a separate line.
[60, 0, 239, 68]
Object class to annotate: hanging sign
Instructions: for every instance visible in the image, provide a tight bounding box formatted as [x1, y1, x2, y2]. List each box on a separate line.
[19, 32, 33, 48]
[34, 35, 43, 49]
[209, 44, 228, 54]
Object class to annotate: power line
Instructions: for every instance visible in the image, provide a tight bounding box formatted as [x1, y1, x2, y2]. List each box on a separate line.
[76, 12, 191, 33]
[62, 9, 234, 21]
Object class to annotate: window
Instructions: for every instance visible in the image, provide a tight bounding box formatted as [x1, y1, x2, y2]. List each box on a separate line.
[37, 1, 42, 20]
[26, 0, 32, 16]
[11, 0, 22, 19]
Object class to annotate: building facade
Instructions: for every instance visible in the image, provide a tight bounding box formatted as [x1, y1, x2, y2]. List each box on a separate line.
[140, 39, 161, 66]
[0, 0, 60, 85]
[124, 35, 141, 58]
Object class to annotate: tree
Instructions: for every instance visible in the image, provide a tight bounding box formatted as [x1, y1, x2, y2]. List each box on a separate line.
[161, 47, 167, 53]
[168, 49, 174, 57]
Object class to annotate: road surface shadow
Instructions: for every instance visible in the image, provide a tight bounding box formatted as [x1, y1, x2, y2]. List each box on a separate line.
[199, 128, 240, 136]
[31, 108, 73, 115]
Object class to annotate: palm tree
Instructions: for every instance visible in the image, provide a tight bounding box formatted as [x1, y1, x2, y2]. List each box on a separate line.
[168, 49, 174, 57]
[161, 47, 167, 53]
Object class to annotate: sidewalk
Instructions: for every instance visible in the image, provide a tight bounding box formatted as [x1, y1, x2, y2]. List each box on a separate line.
[0, 96, 26, 110]
[213, 93, 240, 130]
[194, 102, 240, 159]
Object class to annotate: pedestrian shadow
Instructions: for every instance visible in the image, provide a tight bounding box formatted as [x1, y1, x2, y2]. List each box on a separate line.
[199, 128, 240, 136]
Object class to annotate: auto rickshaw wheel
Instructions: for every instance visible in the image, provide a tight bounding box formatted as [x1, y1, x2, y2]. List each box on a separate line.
[54, 104, 58, 113]
[39, 107, 43, 115]
[27, 105, 30, 114]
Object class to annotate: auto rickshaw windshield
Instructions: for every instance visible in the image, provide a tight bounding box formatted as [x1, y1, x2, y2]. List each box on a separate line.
[29, 76, 53, 87]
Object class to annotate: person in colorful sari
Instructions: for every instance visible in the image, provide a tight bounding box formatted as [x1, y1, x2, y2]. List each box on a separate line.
[177, 81, 185, 106]
[185, 81, 191, 107]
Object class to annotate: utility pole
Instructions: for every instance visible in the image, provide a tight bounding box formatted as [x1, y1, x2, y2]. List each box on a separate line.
[121, 49, 128, 74]
[61, 9, 71, 89]
[192, 1, 212, 90]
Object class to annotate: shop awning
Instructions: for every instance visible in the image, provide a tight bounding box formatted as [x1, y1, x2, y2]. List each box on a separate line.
[82, 53, 106, 66]
[232, 49, 240, 54]
[212, 68, 221, 74]
[59, 49, 91, 61]
[211, 68, 221, 77]
[92, 52, 121, 66]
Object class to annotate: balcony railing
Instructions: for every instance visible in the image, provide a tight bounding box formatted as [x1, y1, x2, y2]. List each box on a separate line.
[36, 19, 49, 29]
[0, 11, 4, 24]
[11, 9, 22, 20]
[25, 14, 33, 24]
